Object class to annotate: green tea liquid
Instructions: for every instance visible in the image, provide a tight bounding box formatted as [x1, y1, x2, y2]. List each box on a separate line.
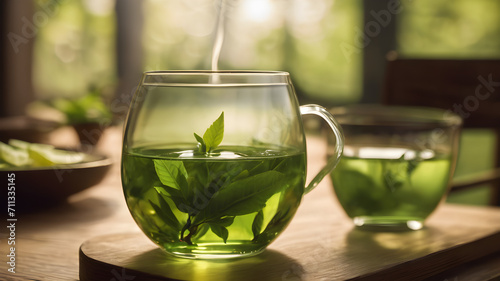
[330, 146, 452, 229]
[122, 146, 305, 258]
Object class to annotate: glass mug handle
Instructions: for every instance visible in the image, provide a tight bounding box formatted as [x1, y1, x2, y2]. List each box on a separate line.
[300, 104, 344, 194]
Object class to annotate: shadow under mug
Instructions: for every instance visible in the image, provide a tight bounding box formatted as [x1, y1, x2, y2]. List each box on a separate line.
[327, 105, 462, 231]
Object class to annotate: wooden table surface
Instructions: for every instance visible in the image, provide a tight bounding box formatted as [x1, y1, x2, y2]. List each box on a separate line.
[2, 127, 500, 281]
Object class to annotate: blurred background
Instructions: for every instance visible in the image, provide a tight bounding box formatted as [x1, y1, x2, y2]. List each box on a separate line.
[1, 0, 499, 205]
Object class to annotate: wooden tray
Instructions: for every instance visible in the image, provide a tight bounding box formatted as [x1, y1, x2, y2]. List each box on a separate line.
[79, 201, 500, 281]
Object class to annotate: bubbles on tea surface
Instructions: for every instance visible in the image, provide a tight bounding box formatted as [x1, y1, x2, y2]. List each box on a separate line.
[144, 146, 297, 159]
[169, 150, 196, 158]
[215, 148, 286, 158]
[418, 150, 435, 160]
[171, 149, 244, 159]
[218, 151, 244, 158]
[344, 146, 436, 160]
[263, 149, 283, 156]
[407, 220, 424, 230]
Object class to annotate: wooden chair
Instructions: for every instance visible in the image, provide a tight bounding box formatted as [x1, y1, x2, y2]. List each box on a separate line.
[382, 54, 500, 206]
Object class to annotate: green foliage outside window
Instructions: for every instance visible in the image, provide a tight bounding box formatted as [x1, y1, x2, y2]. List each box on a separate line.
[142, 0, 363, 105]
[32, 0, 500, 106]
[397, 0, 500, 58]
[32, 0, 116, 99]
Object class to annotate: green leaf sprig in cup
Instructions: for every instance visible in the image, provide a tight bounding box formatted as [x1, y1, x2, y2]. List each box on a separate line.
[194, 111, 224, 156]
[151, 112, 287, 245]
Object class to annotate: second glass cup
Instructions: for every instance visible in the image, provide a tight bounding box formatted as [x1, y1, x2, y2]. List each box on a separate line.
[328, 105, 462, 231]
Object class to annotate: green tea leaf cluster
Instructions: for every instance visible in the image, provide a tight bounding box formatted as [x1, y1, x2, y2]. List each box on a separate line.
[149, 112, 288, 245]
[194, 112, 224, 155]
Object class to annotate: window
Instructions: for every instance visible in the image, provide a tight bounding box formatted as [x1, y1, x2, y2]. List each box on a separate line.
[6, 0, 500, 115]
[32, 0, 116, 99]
[397, 0, 500, 58]
[141, 0, 362, 105]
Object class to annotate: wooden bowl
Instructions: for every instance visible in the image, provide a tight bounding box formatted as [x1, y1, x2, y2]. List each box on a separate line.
[1, 152, 112, 212]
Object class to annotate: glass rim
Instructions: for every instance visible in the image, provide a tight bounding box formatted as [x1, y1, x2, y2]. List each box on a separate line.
[143, 70, 290, 75]
[140, 70, 291, 87]
[330, 104, 463, 127]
